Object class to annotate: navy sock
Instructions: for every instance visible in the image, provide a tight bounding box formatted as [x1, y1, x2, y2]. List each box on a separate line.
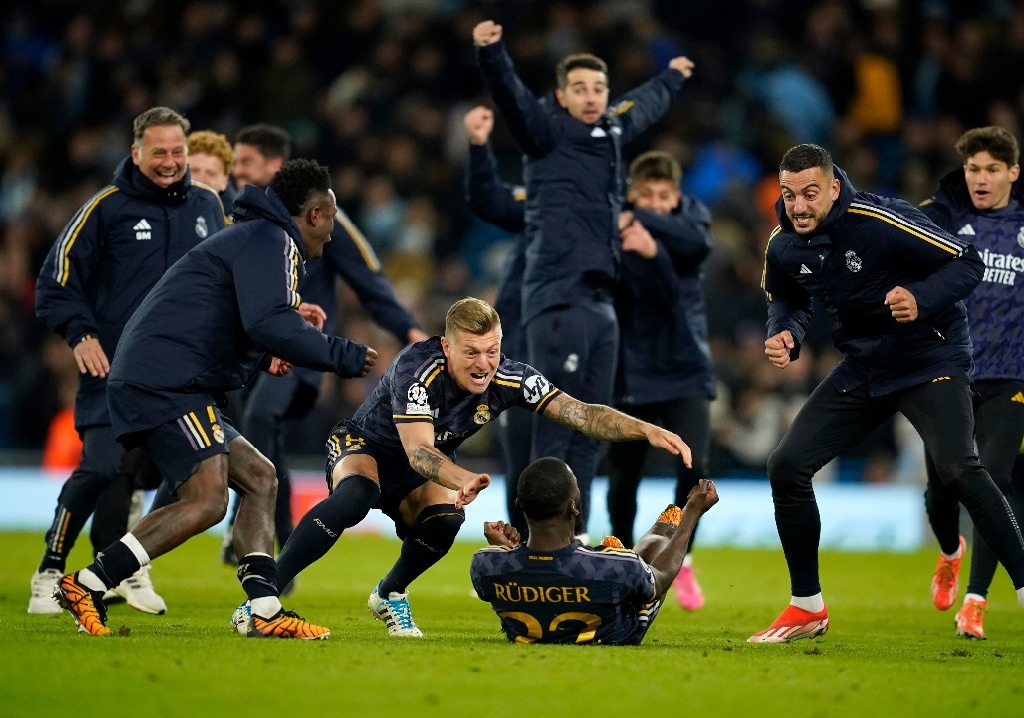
[238, 554, 279, 600]
[276, 474, 379, 590]
[89, 541, 142, 590]
[380, 504, 464, 595]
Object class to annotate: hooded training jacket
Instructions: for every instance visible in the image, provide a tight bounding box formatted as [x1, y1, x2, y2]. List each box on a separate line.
[762, 166, 984, 396]
[920, 169, 1024, 382]
[35, 157, 225, 428]
[106, 185, 368, 438]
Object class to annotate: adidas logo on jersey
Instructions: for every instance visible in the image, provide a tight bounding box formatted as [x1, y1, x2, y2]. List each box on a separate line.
[134, 219, 152, 240]
[1011, 391, 1024, 404]
[799, 264, 813, 274]
[957, 224, 975, 236]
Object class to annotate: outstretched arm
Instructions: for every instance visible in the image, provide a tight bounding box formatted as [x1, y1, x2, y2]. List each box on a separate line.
[474, 20, 557, 156]
[541, 392, 692, 468]
[635, 480, 718, 598]
[396, 421, 491, 507]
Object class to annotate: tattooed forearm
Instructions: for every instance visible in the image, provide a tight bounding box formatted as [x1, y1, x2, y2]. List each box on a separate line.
[553, 397, 640, 441]
[412, 445, 446, 481]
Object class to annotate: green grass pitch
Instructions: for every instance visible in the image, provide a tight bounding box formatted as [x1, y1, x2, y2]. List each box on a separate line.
[3, 530, 1023, 717]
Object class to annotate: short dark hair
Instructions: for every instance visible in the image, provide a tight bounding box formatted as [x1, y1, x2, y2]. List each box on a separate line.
[954, 126, 1020, 167]
[629, 150, 681, 185]
[779, 143, 834, 178]
[234, 123, 292, 161]
[133, 107, 190, 144]
[517, 457, 577, 521]
[445, 297, 500, 340]
[556, 53, 608, 90]
[268, 158, 330, 216]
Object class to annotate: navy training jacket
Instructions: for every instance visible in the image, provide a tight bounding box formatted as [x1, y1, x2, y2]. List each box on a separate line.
[35, 158, 225, 428]
[107, 185, 368, 437]
[919, 169, 1024, 382]
[762, 166, 984, 396]
[476, 40, 687, 323]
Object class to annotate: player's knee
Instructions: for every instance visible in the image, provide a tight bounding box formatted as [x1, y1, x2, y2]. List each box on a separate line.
[242, 455, 278, 498]
[931, 459, 971, 494]
[766, 446, 800, 486]
[410, 503, 465, 554]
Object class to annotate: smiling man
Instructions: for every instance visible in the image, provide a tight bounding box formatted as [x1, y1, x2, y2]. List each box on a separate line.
[750, 142, 1024, 644]
[268, 297, 692, 638]
[30, 106, 225, 617]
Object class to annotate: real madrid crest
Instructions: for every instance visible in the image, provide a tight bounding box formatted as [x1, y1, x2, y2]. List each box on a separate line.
[212, 423, 226, 444]
[473, 404, 491, 425]
[196, 215, 209, 238]
[845, 250, 863, 272]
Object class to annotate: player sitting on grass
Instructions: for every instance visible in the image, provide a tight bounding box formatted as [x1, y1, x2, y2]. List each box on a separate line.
[470, 457, 718, 644]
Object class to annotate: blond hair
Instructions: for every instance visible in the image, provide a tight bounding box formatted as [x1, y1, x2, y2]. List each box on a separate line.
[445, 297, 501, 340]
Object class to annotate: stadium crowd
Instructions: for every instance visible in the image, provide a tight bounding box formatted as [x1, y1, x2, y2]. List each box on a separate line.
[0, 0, 1019, 483]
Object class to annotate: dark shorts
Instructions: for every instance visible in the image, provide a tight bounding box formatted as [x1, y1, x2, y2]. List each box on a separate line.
[326, 423, 430, 530]
[141, 402, 240, 492]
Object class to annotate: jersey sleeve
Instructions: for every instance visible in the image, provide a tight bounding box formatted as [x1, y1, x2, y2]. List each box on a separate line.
[389, 350, 443, 425]
[35, 187, 118, 345]
[506, 360, 562, 414]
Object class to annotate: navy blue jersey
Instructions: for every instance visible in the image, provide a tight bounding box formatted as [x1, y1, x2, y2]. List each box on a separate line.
[470, 542, 658, 645]
[341, 337, 560, 455]
[921, 170, 1024, 382]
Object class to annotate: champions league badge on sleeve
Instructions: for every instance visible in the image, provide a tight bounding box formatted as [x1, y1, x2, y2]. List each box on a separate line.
[406, 382, 432, 415]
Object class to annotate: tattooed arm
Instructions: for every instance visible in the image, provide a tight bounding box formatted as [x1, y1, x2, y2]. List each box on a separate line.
[541, 393, 693, 468]
[396, 421, 491, 506]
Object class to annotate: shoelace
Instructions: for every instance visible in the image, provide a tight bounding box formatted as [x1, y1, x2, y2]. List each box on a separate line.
[386, 598, 415, 628]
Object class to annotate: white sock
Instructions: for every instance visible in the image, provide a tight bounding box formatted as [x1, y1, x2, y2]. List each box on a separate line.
[682, 553, 693, 568]
[121, 533, 151, 566]
[251, 596, 282, 619]
[964, 592, 986, 604]
[1017, 587, 1024, 608]
[791, 593, 825, 613]
[78, 568, 107, 592]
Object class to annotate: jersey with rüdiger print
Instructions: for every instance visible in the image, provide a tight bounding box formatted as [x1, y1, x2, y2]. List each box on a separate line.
[470, 541, 659, 645]
[339, 336, 561, 455]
